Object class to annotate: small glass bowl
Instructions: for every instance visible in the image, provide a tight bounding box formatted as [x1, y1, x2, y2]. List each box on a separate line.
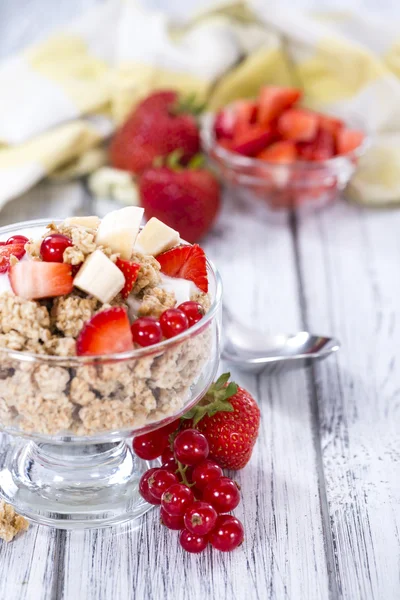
[0, 219, 223, 528]
[201, 112, 369, 214]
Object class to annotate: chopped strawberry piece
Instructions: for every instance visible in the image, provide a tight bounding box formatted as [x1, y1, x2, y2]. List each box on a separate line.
[257, 140, 297, 164]
[258, 86, 302, 126]
[214, 108, 235, 140]
[9, 262, 73, 299]
[297, 128, 335, 161]
[233, 100, 258, 137]
[71, 263, 82, 278]
[318, 113, 344, 137]
[0, 243, 26, 274]
[116, 258, 140, 298]
[277, 109, 318, 142]
[336, 129, 364, 155]
[231, 126, 275, 157]
[76, 307, 134, 356]
[156, 244, 208, 293]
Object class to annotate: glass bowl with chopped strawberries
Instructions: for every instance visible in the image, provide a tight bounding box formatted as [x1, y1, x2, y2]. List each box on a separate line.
[0, 209, 222, 528]
[202, 86, 369, 213]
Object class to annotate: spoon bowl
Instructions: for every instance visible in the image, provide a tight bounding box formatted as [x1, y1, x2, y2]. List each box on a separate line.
[222, 309, 340, 373]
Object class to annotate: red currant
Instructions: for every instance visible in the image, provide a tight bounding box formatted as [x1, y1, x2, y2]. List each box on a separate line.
[184, 501, 217, 536]
[147, 468, 178, 501]
[6, 235, 29, 245]
[131, 317, 162, 347]
[203, 477, 240, 513]
[162, 457, 178, 473]
[209, 515, 244, 552]
[161, 447, 175, 464]
[179, 529, 208, 554]
[139, 468, 161, 504]
[159, 309, 189, 339]
[160, 507, 184, 530]
[132, 431, 168, 460]
[173, 429, 209, 466]
[40, 234, 73, 262]
[192, 460, 223, 491]
[161, 483, 194, 517]
[177, 301, 204, 326]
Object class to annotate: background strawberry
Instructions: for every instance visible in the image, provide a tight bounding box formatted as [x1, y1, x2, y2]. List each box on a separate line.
[110, 91, 201, 174]
[181, 373, 260, 470]
[139, 154, 221, 243]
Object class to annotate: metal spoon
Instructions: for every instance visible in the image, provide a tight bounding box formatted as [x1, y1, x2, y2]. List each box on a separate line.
[221, 307, 340, 373]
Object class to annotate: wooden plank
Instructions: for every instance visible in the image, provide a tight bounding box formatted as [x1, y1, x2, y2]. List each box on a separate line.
[60, 196, 330, 599]
[297, 202, 400, 600]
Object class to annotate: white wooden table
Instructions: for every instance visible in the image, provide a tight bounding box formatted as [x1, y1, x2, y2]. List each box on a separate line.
[1, 1, 400, 599]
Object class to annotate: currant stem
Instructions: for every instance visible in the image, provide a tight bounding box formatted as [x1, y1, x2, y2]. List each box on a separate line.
[177, 462, 194, 487]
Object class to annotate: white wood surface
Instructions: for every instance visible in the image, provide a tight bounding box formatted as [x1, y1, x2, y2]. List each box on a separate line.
[0, 1, 400, 599]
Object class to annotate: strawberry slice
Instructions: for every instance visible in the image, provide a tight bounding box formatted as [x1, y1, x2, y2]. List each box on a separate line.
[297, 128, 335, 161]
[76, 307, 134, 356]
[9, 262, 73, 299]
[116, 258, 140, 298]
[0, 243, 26, 274]
[257, 140, 297, 164]
[336, 129, 364, 155]
[231, 126, 275, 157]
[233, 100, 258, 137]
[258, 86, 302, 126]
[277, 109, 318, 142]
[214, 108, 235, 140]
[156, 244, 208, 293]
[318, 113, 344, 137]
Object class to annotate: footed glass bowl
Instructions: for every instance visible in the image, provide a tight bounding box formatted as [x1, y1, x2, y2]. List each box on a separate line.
[0, 220, 223, 528]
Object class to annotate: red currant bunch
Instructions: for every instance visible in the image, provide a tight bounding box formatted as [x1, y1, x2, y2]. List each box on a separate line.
[135, 424, 244, 554]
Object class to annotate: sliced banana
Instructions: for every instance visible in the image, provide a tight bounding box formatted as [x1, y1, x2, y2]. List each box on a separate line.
[96, 206, 144, 259]
[135, 217, 180, 256]
[73, 250, 125, 303]
[64, 216, 101, 229]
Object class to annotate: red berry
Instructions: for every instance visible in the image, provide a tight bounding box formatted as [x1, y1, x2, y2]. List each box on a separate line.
[132, 431, 168, 460]
[203, 477, 240, 513]
[184, 501, 217, 536]
[147, 468, 179, 501]
[6, 235, 29, 245]
[160, 507, 184, 530]
[179, 529, 208, 554]
[40, 234, 73, 262]
[192, 460, 223, 491]
[131, 317, 162, 347]
[161, 447, 175, 463]
[209, 515, 244, 552]
[161, 483, 194, 517]
[177, 301, 204, 326]
[162, 457, 178, 473]
[159, 309, 188, 339]
[173, 429, 209, 466]
[139, 468, 161, 504]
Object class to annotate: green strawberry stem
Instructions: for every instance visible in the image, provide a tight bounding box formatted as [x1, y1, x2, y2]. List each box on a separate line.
[171, 93, 205, 117]
[181, 372, 237, 427]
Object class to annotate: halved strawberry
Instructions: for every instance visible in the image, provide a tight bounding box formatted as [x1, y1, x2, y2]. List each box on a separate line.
[156, 244, 208, 293]
[231, 126, 275, 157]
[277, 109, 318, 142]
[116, 258, 140, 298]
[336, 129, 364, 155]
[297, 128, 335, 161]
[257, 140, 297, 164]
[214, 108, 235, 140]
[233, 100, 258, 137]
[258, 86, 302, 126]
[318, 113, 344, 137]
[0, 243, 26, 274]
[76, 307, 134, 356]
[9, 262, 73, 299]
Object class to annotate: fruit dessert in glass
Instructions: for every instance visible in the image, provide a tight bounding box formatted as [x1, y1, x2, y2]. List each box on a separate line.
[0, 208, 222, 528]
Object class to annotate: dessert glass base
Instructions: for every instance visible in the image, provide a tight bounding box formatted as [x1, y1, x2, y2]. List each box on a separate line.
[0, 219, 222, 529]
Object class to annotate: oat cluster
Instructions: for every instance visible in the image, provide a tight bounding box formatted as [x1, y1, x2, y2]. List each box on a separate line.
[0, 501, 29, 542]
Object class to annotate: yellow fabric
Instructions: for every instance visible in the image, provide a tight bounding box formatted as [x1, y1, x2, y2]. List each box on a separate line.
[1, 0, 400, 207]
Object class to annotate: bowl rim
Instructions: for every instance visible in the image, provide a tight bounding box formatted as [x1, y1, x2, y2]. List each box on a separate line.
[201, 110, 370, 169]
[0, 218, 223, 365]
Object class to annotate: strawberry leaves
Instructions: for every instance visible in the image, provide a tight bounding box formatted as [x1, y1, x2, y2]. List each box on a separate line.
[182, 373, 237, 426]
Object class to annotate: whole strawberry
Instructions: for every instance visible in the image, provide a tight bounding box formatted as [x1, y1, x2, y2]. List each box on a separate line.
[139, 154, 221, 243]
[110, 91, 200, 174]
[182, 374, 260, 470]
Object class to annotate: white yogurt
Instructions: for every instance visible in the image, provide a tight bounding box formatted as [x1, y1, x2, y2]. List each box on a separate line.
[158, 273, 198, 306]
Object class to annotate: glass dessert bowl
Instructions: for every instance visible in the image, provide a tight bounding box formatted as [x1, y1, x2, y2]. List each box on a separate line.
[0, 214, 222, 528]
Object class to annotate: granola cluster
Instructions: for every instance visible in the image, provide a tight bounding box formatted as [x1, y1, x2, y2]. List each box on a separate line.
[0, 217, 214, 436]
[0, 501, 29, 542]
